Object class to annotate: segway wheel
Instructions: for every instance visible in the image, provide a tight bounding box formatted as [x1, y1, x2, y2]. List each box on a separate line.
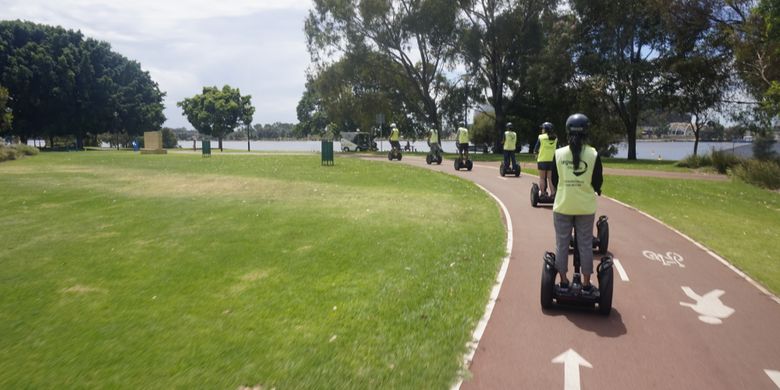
[436, 155, 442, 164]
[388, 151, 393, 160]
[514, 166, 520, 177]
[426, 154, 432, 165]
[466, 160, 473, 171]
[540, 252, 557, 309]
[531, 183, 539, 207]
[398, 153, 402, 161]
[597, 217, 609, 255]
[499, 163, 506, 177]
[597, 258, 614, 315]
[541, 255, 556, 309]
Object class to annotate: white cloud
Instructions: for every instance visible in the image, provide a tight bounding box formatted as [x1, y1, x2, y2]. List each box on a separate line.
[3, 0, 313, 128]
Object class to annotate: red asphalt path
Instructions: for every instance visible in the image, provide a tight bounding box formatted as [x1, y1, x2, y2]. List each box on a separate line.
[387, 156, 780, 390]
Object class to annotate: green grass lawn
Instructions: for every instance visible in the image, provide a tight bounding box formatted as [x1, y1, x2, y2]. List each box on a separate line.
[607, 176, 780, 294]
[0, 152, 505, 389]
[601, 157, 694, 172]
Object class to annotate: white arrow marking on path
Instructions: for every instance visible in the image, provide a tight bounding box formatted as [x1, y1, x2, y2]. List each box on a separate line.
[679, 287, 735, 324]
[613, 258, 629, 282]
[552, 349, 592, 390]
[766, 369, 780, 389]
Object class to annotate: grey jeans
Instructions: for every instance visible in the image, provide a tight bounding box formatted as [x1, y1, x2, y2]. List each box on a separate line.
[553, 212, 595, 275]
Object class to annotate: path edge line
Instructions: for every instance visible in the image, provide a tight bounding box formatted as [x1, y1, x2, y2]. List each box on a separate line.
[450, 183, 513, 390]
[604, 195, 780, 305]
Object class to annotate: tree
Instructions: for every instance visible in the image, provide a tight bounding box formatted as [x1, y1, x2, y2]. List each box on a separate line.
[470, 110, 495, 146]
[0, 86, 11, 134]
[516, 11, 579, 149]
[177, 85, 255, 151]
[661, 0, 732, 156]
[295, 78, 330, 138]
[161, 127, 178, 148]
[458, 0, 554, 151]
[305, 0, 460, 132]
[730, 0, 780, 119]
[0, 21, 165, 147]
[571, 0, 675, 160]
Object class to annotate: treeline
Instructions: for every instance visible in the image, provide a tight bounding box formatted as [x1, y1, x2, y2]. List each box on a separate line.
[165, 122, 297, 142]
[300, 0, 779, 158]
[0, 20, 165, 148]
[224, 122, 297, 140]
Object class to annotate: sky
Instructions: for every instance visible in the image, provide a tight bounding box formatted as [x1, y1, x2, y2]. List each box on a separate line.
[2, 0, 314, 128]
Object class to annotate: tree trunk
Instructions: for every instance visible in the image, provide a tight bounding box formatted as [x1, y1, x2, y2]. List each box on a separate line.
[219, 137, 223, 152]
[492, 90, 506, 154]
[626, 122, 637, 160]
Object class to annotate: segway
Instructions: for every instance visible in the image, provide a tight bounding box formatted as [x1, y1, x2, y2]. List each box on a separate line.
[426, 146, 443, 165]
[540, 233, 614, 315]
[388, 147, 402, 161]
[568, 215, 609, 254]
[530, 183, 555, 207]
[499, 161, 520, 177]
[453, 152, 473, 171]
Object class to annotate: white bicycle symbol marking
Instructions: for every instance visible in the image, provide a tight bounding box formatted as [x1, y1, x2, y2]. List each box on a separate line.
[642, 250, 685, 268]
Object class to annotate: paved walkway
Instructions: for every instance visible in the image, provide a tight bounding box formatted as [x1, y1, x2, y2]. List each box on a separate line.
[388, 156, 780, 390]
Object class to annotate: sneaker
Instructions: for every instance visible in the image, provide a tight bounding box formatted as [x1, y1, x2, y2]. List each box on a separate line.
[559, 281, 570, 290]
[582, 284, 599, 295]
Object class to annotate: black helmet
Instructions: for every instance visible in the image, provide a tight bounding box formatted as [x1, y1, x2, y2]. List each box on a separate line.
[541, 122, 553, 133]
[565, 113, 589, 136]
[506, 122, 514, 129]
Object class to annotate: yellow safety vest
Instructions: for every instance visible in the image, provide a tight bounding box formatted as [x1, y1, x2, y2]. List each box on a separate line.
[553, 145, 598, 215]
[503, 131, 517, 151]
[537, 133, 557, 162]
[429, 129, 438, 143]
[390, 127, 399, 141]
[458, 128, 469, 144]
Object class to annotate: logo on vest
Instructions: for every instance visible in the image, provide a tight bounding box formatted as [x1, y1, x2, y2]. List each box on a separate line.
[561, 160, 589, 177]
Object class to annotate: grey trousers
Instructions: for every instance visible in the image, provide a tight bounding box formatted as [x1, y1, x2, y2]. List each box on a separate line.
[553, 212, 595, 275]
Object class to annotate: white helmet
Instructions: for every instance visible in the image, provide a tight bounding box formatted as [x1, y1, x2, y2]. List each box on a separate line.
[390, 123, 397, 128]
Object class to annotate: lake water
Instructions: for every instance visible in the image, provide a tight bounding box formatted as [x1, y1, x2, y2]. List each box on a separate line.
[21, 138, 747, 161]
[179, 139, 748, 161]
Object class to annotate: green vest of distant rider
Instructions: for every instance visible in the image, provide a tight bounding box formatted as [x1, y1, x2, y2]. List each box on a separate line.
[428, 128, 439, 144]
[390, 126, 400, 141]
[537, 133, 557, 162]
[552, 146, 599, 215]
[457, 127, 469, 144]
[503, 130, 517, 151]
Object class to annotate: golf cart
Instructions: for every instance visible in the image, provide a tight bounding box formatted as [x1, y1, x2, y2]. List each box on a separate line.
[340, 132, 377, 152]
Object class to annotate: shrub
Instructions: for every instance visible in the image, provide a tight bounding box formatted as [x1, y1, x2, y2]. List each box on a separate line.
[0, 146, 16, 161]
[676, 153, 712, 168]
[12, 144, 40, 156]
[0, 144, 40, 162]
[734, 159, 780, 190]
[710, 150, 742, 174]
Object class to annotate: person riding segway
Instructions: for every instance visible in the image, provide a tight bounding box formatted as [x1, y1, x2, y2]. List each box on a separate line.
[388, 123, 402, 161]
[499, 123, 520, 177]
[426, 127, 442, 165]
[531, 122, 559, 206]
[454, 126, 473, 171]
[540, 113, 613, 315]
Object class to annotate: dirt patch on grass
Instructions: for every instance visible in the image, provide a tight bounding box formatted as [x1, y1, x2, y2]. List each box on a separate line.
[61, 284, 107, 294]
[240, 270, 269, 282]
[228, 269, 270, 295]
